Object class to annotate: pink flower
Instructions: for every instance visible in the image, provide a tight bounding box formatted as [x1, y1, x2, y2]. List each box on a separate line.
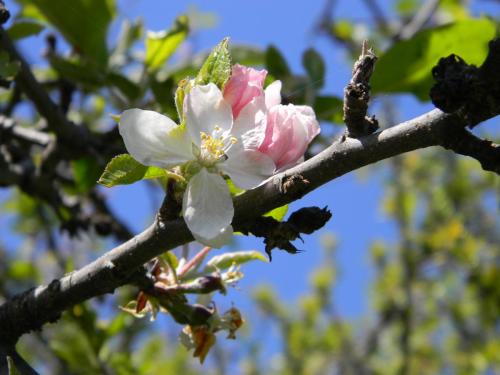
[223, 64, 267, 119]
[223, 64, 320, 171]
[259, 81, 320, 171]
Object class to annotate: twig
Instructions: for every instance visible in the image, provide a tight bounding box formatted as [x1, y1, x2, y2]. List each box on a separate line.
[1, 103, 499, 347]
[396, 0, 441, 40]
[343, 41, 379, 138]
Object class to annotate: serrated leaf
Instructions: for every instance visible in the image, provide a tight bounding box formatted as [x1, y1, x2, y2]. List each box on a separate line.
[196, 37, 231, 89]
[205, 251, 268, 271]
[265, 45, 290, 79]
[145, 15, 189, 72]
[7, 20, 44, 40]
[303, 48, 325, 90]
[264, 205, 288, 221]
[372, 18, 496, 100]
[98, 154, 167, 188]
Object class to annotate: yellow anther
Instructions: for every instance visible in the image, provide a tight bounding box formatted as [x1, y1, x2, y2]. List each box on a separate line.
[230, 137, 237, 144]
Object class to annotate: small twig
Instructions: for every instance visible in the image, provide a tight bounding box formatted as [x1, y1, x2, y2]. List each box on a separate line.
[396, 0, 440, 40]
[0, 27, 88, 149]
[0, 115, 52, 146]
[343, 41, 379, 138]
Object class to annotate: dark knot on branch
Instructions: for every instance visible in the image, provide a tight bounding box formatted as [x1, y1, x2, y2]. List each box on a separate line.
[343, 41, 379, 138]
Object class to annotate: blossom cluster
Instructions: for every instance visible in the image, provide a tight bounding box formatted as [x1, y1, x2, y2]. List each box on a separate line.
[119, 64, 319, 246]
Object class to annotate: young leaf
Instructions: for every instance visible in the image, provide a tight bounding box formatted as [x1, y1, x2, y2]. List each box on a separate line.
[264, 205, 289, 222]
[196, 37, 231, 89]
[372, 18, 496, 100]
[265, 45, 290, 79]
[98, 154, 167, 188]
[303, 48, 325, 90]
[145, 15, 189, 72]
[205, 251, 268, 271]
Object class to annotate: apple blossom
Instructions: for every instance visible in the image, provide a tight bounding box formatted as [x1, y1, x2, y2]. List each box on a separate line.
[119, 83, 274, 247]
[223, 65, 320, 171]
[260, 80, 320, 170]
[223, 64, 267, 118]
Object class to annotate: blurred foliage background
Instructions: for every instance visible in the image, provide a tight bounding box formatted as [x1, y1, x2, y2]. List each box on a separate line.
[0, 0, 499, 374]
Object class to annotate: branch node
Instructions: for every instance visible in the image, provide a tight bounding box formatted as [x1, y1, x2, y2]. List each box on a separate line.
[343, 40, 379, 138]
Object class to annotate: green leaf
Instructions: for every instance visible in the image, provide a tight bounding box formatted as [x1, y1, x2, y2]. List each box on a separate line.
[313, 95, 344, 124]
[265, 45, 290, 79]
[205, 250, 268, 271]
[98, 154, 167, 188]
[230, 45, 265, 66]
[264, 205, 289, 221]
[303, 48, 325, 90]
[145, 15, 189, 72]
[196, 37, 231, 89]
[18, 0, 116, 67]
[372, 18, 496, 100]
[49, 55, 103, 88]
[0, 51, 20, 80]
[71, 157, 102, 193]
[7, 21, 44, 40]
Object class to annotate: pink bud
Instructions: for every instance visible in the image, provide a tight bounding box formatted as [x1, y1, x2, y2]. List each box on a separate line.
[258, 104, 320, 171]
[224, 64, 267, 119]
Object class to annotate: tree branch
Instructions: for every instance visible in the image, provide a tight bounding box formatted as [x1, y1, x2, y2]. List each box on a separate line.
[1, 102, 499, 346]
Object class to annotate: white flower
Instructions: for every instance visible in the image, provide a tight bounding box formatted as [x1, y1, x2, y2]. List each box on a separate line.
[119, 83, 275, 247]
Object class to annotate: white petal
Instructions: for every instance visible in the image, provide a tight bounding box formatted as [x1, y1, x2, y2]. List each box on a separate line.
[185, 83, 233, 145]
[193, 225, 234, 248]
[183, 169, 234, 241]
[222, 144, 275, 190]
[232, 95, 267, 149]
[265, 80, 282, 109]
[119, 109, 192, 168]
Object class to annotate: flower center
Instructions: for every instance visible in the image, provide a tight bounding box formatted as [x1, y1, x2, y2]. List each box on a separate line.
[197, 126, 237, 166]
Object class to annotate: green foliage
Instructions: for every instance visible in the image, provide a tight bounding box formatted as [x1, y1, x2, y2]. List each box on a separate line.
[98, 154, 167, 188]
[196, 37, 232, 89]
[145, 15, 189, 72]
[0, 51, 20, 80]
[302, 48, 326, 90]
[19, 0, 116, 67]
[372, 18, 497, 99]
[265, 45, 290, 79]
[71, 157, 103, 193]
[7, 20, 44, 40]
[313, 95, 344, 124]
[264, 204, 289, 221]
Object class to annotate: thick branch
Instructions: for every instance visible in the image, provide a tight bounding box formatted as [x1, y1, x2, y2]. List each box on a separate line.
[2, 106, 498, 346]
